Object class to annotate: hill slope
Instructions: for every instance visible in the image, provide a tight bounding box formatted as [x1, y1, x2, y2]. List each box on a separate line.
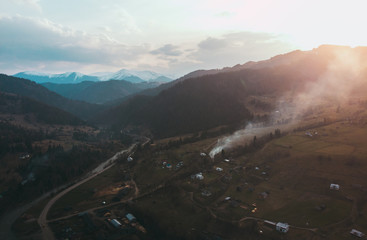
[0, 92, 84, 125]
[41, 80, 160, 104]
[0, 74, 103, 120]
[93, 45, 367, 138]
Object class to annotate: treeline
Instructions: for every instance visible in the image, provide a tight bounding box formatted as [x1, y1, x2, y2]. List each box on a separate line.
[0, 92, 84, 125]
[0, 120, 51, 158]
[0, 144, 109, 213]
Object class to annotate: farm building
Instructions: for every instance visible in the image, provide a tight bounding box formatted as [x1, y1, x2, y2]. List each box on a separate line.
[201, 190, 212, 197]
[350, 229, 364, 238]
[126, 213, 136, 222]
[195, 172, 204, 180]
[330, 183, 340, 190]
[276, 222, 289, 233]
[110, 219, 122, 228]
[191, 172, 204, 180]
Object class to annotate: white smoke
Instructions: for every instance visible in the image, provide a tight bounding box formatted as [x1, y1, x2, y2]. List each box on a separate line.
[209, 46, 367, 158]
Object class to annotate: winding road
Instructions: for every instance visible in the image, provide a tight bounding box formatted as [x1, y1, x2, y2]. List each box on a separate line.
[37, 144, 136, 240]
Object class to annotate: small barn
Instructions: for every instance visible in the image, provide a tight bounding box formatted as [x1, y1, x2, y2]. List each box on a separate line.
[276, 222, 289, 233]
[195, 172, 204, 180]
[126, 213, 136, 222]
[330, 183, 340, 190]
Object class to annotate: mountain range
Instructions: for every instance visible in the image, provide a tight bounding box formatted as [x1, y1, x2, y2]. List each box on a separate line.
[92, 45, 367, 137]
[13, 69, 173, 84]
[3, 45, 367, 138]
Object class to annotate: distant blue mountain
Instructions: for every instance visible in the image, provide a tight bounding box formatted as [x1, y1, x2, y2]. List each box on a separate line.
[13, 71, 99, 84]
[14, 69, 173, 84]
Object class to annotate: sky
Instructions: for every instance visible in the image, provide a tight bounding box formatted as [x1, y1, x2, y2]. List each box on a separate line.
[1, 0, 366, 77]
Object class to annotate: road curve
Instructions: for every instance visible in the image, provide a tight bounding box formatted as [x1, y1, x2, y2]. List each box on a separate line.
[38, 144, 135, 240]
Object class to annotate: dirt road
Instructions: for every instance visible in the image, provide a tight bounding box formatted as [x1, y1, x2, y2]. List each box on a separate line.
[38, 144, 135, 240]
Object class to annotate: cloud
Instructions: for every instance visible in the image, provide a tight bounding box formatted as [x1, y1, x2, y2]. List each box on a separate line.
[0, 15, 294, 77]
[198, 37, 228, 50]
[192, 32, 294, 68]
[0, 16, 151, 73]
[12, 0, 41, 12]
[150, 44, 183, 56]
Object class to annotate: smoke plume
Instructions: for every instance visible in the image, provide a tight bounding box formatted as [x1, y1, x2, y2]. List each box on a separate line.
[209, 46, 367, 158]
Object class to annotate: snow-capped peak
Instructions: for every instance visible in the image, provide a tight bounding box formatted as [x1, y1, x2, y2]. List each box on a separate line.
[96, 69, 163, 82]
[14, 69, 173, 84]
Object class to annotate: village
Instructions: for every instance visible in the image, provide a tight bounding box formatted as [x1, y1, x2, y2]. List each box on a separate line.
[13, 100, 367, 240]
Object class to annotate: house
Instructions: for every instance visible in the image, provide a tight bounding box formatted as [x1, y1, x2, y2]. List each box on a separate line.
[166, 163, 172, 169]
[126, 213, 136, 222]
[216, 167, 223, 172]
[195, 172, 204, 180]
[305, 131, 313, 137]
[201, 190, 212, 197]
[127, 156, 133, 162]
[224, 196, 231, 201]
[176, 161, 184, 168]
[200, 152, 207, 157]
[191, 173, 204, 180]
[224, 159, 230, 162]
[110, 219, 122, 228]
[276, 222, 289, 233]
[330, 183, 340, 190]
[350, 229, 364, 238]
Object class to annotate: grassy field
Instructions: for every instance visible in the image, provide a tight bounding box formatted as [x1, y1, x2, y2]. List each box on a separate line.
[49, 164, 127, 219]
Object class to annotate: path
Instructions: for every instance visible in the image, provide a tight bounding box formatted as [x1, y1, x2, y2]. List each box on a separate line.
[38, 144, 136, 240]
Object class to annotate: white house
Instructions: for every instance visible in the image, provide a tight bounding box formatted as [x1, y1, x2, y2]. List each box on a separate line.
[350, 229, 364, 238]
[276, 222, 289, 233]
[330, 183, 340, 190]
[200, 152, 207, 157]
[195, 172, 204, 180]
[216, 167, 223, 172]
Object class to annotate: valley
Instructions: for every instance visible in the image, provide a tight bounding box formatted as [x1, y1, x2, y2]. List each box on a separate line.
[13, 94, 367, 240]
[1, 45, 367, 239]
